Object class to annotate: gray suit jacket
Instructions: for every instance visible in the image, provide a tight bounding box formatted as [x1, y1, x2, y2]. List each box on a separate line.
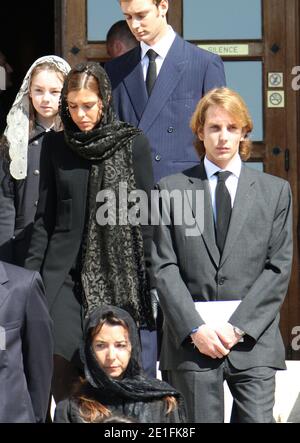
[152, 162, 292, 371]
[0, 261, 53, 422]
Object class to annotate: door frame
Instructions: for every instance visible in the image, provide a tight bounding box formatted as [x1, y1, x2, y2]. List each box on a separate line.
[58, 0, 300, 357]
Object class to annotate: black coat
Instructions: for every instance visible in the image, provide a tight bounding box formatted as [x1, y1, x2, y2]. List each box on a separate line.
[55, 395, 184, 423]
[0, 126, 46, 266]
[26, 131, 154, 310]
[54, 305, 185, 423]
[25, 131, 154, 361]
[0, 260, 53, 423]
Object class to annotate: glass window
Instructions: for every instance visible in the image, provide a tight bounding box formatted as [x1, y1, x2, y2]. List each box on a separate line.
[246, 163, 264, 172]
[87, 0, 124, 42]
[224, 61, 263, 142]
[183, 0, 262, 41]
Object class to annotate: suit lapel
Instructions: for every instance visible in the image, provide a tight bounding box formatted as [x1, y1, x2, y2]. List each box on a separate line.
[0, 262, 9, 310]
[185, 163, 220, 268]
[139, 36, 188, 133]
[123, 47, 148, 122]
[220, 165, 256, 267]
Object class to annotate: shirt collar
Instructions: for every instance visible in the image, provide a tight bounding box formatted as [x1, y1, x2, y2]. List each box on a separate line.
[204, 155, 242, 180]
[35, 121, 54, 132]
[140, 26, 176, 61]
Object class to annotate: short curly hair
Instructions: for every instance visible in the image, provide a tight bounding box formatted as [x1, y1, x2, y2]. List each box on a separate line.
[190, 87, 253, 161]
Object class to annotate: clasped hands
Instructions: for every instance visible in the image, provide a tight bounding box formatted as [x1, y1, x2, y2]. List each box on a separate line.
[191, 323, 242, 359]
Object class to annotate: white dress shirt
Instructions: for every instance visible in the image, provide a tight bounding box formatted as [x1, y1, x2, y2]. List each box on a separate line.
[204, 155, 242, 221]
[140, 26, 176, 80]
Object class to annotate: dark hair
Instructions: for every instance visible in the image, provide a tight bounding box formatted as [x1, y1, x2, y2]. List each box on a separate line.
[75, 313, 131, 422]
[74, 311, 177, 422]
[106, 20, 137, 47]
[60, 63, 114, 131]
[63, 70, 100, 99]
[100, 414, 138, 423]
[89, 312, 130, 344]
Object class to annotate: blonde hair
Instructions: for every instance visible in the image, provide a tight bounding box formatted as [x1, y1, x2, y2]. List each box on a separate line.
[190, 87, 253, 161]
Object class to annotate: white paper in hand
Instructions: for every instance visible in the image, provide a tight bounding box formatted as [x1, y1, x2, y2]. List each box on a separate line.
[194, 300, 241, 329]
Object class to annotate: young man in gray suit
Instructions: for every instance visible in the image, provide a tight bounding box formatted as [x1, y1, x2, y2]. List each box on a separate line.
[105, 0, 226, 378]
[151, 88, 293, 422]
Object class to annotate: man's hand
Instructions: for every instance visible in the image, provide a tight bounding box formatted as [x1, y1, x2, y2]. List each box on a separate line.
[215, 323, 242, 350]
[191, 324, 230, 359]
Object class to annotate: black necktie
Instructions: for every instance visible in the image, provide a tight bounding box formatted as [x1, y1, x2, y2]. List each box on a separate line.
[146, 49, 158, 96]
[215, 171, 232, 253]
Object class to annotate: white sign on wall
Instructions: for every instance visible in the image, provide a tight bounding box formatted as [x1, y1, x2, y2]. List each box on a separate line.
[199, 44, 249, 57]
[267, 91, 285, 108]
[268, 72, 284, 88]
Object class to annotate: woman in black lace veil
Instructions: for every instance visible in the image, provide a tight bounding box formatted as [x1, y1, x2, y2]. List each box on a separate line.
[54, 305, 186, 423]
[25, 62, 155, 402]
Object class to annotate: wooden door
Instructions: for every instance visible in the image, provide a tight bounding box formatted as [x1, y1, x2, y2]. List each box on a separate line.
[168, 0, 300, 358]
[60, 0, 300, 357]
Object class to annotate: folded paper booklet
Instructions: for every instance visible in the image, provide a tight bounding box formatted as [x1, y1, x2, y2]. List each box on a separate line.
[194, 300, 241, 329]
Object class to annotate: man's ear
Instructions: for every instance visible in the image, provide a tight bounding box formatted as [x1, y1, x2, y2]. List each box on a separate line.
[115, 40, 123, 52]
[159, 0, 169, 17]
[198, 129, 204, 141]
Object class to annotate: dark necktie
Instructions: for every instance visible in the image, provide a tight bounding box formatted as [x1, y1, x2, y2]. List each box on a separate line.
[215, 171, 232, 253]
[146, 49, 158, 96]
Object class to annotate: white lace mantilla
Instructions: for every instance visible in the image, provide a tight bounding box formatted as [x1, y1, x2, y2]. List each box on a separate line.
[4, 55, 71, 179]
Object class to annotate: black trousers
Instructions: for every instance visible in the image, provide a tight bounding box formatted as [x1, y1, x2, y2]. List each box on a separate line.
[164, 360, 276, 423]
[140, 329, 157, 378]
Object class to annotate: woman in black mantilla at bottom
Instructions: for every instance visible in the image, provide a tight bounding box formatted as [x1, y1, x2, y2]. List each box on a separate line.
[25, 63, 155, 402]
[54, 305, 186, 423]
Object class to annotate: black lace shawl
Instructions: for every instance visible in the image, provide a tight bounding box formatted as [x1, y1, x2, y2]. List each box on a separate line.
[80, 305, 183, 402]
[60, 62, 154, 330]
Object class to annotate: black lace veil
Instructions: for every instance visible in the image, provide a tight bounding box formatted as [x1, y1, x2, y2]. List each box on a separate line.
[80, 305, 182, 402]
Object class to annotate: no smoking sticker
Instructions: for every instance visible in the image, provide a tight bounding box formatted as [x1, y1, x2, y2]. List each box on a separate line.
[267, 91, 285, 108]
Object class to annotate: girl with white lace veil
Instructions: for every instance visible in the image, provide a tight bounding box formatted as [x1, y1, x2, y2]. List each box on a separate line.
[0, 55, 71, 265]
